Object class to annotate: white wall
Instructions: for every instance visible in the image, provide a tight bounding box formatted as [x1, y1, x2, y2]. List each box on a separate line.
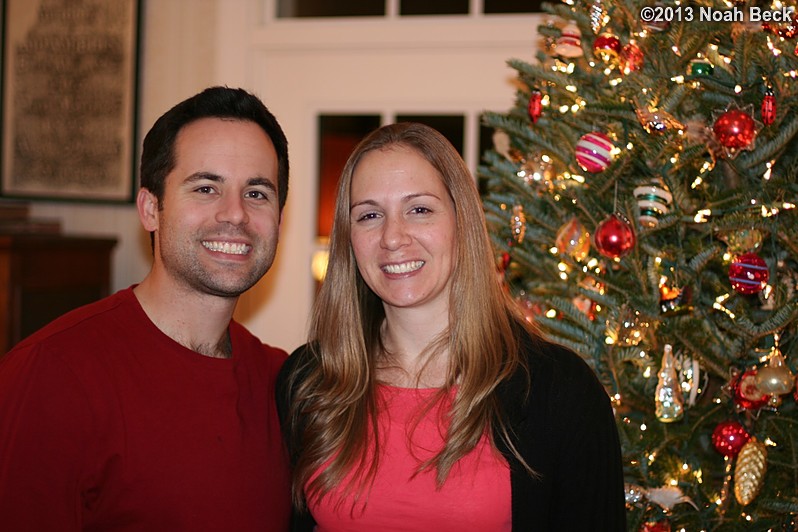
[30, 0, 223, 294]
[29, 0, 543, 353]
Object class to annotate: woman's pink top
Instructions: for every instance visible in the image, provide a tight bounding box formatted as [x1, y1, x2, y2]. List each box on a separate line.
[310, 384, 512, 532]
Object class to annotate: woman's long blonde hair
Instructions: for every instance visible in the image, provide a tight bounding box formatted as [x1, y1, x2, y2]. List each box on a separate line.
[285, 122, 534, 509]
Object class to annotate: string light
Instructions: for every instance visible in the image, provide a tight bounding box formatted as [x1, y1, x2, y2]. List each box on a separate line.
[763, 160, 773, 180]
[713, 294, 736, 319]
[694, 209, 711, 223]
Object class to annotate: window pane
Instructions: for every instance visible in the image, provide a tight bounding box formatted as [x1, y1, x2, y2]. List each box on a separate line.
[478, 118, 496, 196]
[483, 0, 543, 13]
[400, 0, 468, 15]
[277, 0, 384, 18]
[394, 114, 464, 156]
[317, 115, 381, 237]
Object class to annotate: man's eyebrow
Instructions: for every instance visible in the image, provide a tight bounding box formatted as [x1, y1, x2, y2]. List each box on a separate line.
[247, 176, 278, 193]
[184, 173, 277, 193]
[185, 171, 222, 183]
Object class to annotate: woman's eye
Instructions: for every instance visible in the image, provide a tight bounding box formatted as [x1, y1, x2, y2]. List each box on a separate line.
[356, 212, 379, 222]
[411, 206, 431, 215]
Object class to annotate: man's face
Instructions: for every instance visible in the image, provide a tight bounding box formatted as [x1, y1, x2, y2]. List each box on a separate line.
[141, 117, 281, 298]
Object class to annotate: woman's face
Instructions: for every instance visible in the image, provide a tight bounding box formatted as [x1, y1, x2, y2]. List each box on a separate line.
[349, 145, 457, 317]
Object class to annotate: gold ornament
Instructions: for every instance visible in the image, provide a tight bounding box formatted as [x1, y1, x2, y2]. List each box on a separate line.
[605, 304, 649, 346]
[510, 205, 527, 244]
[555, 217, 590, 261]
[517, 153, 557, 191]
[635, 106, 685, 135]
[655, 344, 684, 422]
[734, 438, 767, 506]
[755, 341, 794, 407]
[718, 228, 764, 255]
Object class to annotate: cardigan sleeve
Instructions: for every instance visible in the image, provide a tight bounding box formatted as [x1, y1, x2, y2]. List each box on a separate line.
[275, 344, 320, 532]
[505, 335, 627, 531]
[550, 348, 626, 530]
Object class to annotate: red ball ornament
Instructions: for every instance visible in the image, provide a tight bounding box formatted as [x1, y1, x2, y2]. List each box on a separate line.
[712, 420, 750, 458]
[640, 520, 671, 532]
[594, 213, 635, 259]
[732, 369, 769, 410]
[593, 32, 621, 64]
[729, 253, 769, 295]
[713, 109, 756, 149]
[620, 42, 644, 74]
[528, 90, 542, 124]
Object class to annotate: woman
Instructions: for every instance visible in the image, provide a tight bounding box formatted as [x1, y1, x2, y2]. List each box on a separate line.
[276, 122, 625, 531]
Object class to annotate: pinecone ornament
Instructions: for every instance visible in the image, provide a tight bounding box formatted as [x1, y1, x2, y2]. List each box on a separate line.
[734, 437, 767, 506]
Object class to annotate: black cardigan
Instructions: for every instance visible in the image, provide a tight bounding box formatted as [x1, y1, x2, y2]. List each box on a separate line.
[275, 333, 626, 531]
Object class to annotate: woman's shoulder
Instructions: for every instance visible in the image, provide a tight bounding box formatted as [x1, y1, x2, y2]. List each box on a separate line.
[515, 328, 607, 400]
[281, 342, 318, 371]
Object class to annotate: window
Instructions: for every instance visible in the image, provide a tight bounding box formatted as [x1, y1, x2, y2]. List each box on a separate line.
[276, 0, 540, 18]
[277, 0, 383, 17]
[400, 0, 468, 16]
[316, 114, 380, 237]
[395, 114, 464, 155]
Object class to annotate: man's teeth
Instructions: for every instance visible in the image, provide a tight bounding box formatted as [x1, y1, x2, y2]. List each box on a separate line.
[382, 261, 424, 274]
[202, 241, 251, 255]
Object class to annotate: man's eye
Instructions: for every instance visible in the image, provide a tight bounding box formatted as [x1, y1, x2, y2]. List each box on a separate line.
[196, 186, 214, 194]
[246, 190, 267, 199]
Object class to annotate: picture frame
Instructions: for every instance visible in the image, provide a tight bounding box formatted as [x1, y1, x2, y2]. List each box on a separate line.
[0, 0, 141, 202]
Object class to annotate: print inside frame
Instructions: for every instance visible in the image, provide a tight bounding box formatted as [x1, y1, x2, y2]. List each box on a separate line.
[0, 0, 141, 202]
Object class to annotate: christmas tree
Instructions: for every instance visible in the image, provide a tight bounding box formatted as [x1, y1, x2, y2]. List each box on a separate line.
[480, 0, 798, 529]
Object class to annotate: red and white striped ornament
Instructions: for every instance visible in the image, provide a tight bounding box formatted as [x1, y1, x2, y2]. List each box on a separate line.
[554, 23, 583, 58]
[575, 131, 615, 173]
[729, 253, 769, 295]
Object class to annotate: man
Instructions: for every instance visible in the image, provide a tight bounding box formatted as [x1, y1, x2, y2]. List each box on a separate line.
[0, 87, 291, 530]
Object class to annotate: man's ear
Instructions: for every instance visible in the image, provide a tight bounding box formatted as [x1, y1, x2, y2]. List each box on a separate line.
[137, 188, 160, 232]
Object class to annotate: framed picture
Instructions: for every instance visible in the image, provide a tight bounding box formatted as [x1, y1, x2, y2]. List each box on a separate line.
[0, 0, 141, 202]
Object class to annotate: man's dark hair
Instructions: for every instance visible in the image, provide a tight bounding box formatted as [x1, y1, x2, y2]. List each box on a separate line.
[140, 86, 289, 211]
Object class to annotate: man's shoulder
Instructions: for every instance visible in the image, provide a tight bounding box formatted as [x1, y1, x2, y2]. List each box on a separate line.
[7, 288, 137, 355]
[229, 320, 289, 364]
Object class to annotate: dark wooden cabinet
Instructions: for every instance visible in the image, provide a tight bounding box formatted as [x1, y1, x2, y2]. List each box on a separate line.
[0, 234, 117, 353]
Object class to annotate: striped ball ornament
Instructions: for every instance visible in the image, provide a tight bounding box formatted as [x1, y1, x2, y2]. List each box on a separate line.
[575, 131, 615, 173]
[729, 253, 769, 295]
[633, 181, 673, 227]
[554, 23, 583, 58]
